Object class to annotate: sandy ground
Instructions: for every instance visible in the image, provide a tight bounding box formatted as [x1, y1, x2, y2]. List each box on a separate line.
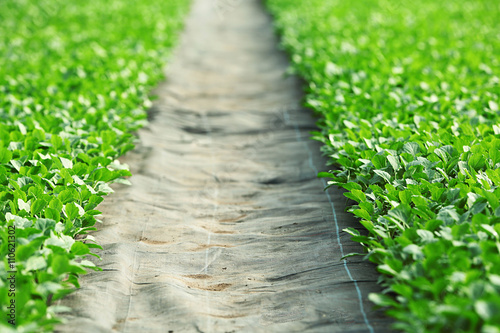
[56, 0, 393, 332]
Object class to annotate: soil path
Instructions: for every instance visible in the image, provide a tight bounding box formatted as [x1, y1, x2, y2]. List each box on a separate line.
[57, 0, 393, 332]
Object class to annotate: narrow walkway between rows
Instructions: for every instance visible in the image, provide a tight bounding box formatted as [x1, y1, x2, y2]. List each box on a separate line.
[57, 0, 393, 332]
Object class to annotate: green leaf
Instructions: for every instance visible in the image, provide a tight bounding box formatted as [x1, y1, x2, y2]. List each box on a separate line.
[470, 200, 488, 215]
[368, 293, 399, 307]
[70, 242, 90, 256]
[51, 135, 63, 151]
[34, 219, 56, 234]
[387, 155, 400, 171]
[64, 203, 80, 220]
[398, 190, 412, 205]
[388, 205, 410, 224]
[468, 152, 485, 170]
[342, 182, 363, 191]
[371, 154, 386, 169]
[317, 172, 335, 178]
[95, 182, 114, 194]
[31, 198, 47, 216]
[377, 264, 399, 276]
[403, 244, 424, 260]
[45, 232, 74, 250]
[92, 168, 114, 182]
[343, 227, 360, 236]
[18, 198, 31, 212]
[436, 206, 460, 225]
[51, 255, 70, 275]
[480, 224, 499, 239]
[481, 189, 499, 210]
[489, 148, 500, 165]
[416, 229, 434, 243]
[26, 256, 47, 271]
[373, 169, 392, 183]
[341, 252, 364, 260]
[353, 208, 371, 220]
[0, 148, 13, 164]
[344, 189, 366, 203]
[402, 142, 420, 157]
[5, 212, 33, 228]
[45, 207, 61, 221]
[58, 189, 77, 204]
[60, 157, 73, 169]
[10, 159, 22, 172]
[391, 284, 413, 299]
[475, 300, 498, 321]
[79, 260, 97, 268]
[49, 197, 63, 211]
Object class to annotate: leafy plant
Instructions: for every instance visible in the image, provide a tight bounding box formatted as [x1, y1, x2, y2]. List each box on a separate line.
[267, 0, 500, 331]
[0, 0, 190, 331]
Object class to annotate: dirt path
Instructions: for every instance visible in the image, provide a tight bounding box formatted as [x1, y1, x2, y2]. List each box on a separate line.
[57, 1, 393, 332]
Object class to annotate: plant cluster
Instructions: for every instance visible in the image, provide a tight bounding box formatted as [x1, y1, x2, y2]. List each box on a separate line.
[266, 0, 500, 331]
[0, 0, 189, 331]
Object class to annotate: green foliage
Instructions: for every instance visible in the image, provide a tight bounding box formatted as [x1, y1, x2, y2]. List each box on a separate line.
[0, 0, 189, 331]
[267, 0, 500, 331]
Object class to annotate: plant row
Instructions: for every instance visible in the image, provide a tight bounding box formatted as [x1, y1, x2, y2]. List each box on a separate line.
[266, 0, 500, 331]
[0, 0, 189, 331]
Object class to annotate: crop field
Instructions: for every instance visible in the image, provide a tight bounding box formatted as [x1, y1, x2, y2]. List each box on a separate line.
[3, 0, 500, 332]
[267, 0, 500, 331]
[0, 0, 189, 331]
